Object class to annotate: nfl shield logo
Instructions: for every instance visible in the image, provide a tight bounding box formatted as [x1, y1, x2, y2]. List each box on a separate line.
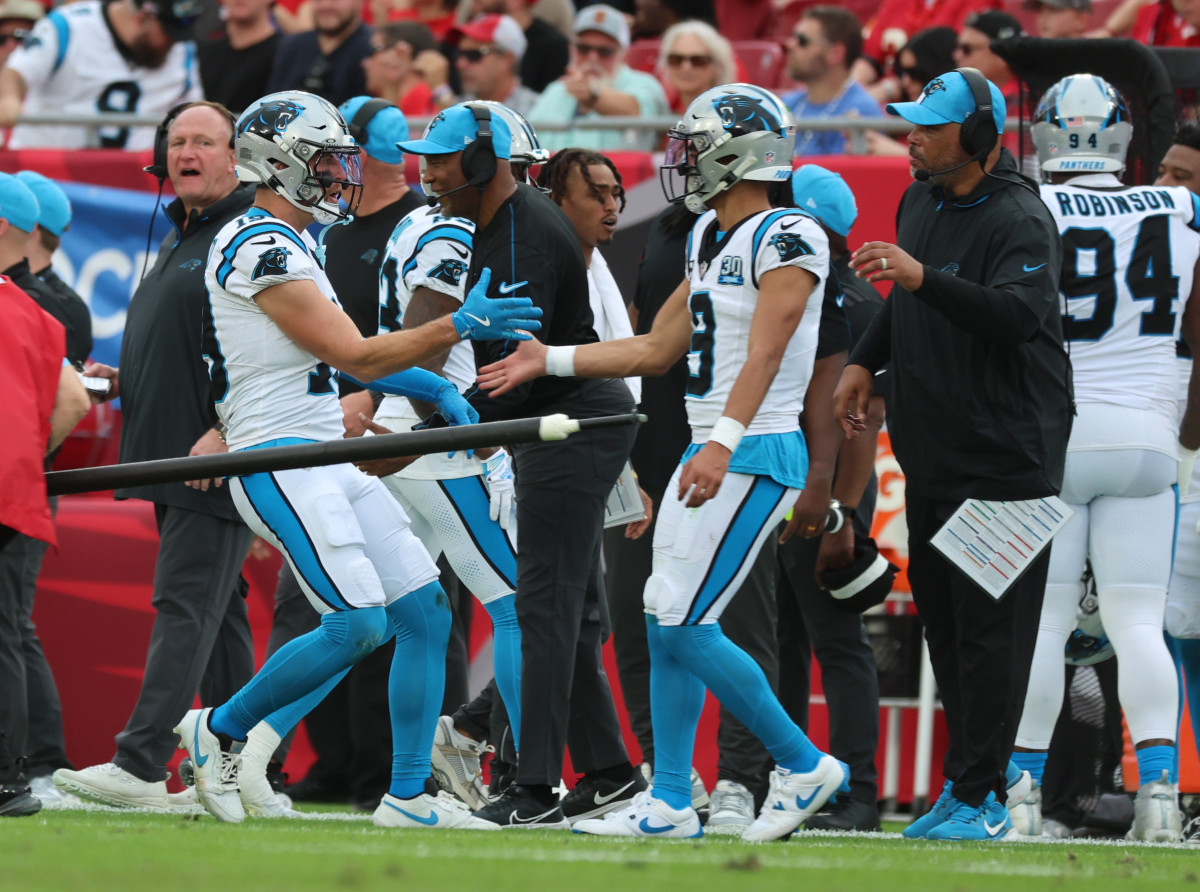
[698, 260, 709, 277]
[764, 151, 775, 164]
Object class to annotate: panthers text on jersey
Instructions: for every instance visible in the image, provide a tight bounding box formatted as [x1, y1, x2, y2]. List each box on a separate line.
[683, 207, 828, 438]
[203, 207, 346, 450]
[375, 204, 478, 480]
[1041, 175, 1200, 432]
[7, 0, 201, 150]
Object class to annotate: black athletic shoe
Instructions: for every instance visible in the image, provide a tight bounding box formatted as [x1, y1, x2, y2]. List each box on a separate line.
[0, 756, 41, 818]
[804, 797, 881, 832]
[561, 768, 649, 825]
[285, 776, 352, 804]
[472, 784, 570, 829]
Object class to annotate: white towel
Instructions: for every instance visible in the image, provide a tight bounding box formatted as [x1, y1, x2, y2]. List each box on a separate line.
[587, 250, 640, 403]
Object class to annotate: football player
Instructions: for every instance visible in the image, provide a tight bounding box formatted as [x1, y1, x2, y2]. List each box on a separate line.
[1011, 74, 1200, 843]
[476, 83, 850, 840]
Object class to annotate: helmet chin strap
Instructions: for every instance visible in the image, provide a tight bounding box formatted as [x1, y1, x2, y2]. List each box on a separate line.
[697, 152, 759, 210]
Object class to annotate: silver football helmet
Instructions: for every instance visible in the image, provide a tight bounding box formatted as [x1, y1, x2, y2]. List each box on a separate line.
[661, 83, 795, 214]
[1065, 565, 1114, 667]
[1032, 74, 1133, 178]
[235, 91, 363, 225]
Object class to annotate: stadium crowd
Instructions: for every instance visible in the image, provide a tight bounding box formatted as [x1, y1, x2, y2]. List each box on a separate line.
[3, 0, 1200, 848]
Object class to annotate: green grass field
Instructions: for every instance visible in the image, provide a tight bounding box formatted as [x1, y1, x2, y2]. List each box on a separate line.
[3, 807, 1199, 892]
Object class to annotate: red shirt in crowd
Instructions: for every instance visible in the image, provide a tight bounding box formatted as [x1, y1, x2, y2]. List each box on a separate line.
[863, 0, 1003, 68]
[0, 277, 66, 546]
[387, 7, 458, 41]
[1133, 1, 1200, 46]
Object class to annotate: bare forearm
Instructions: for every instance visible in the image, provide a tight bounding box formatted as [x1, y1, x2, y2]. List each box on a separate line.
[592, 89, 640, 116]
[802, 354, 847, 499]
[574, 333, 675, 378]
[0, 68, 26, 128]
[831, 395, 884, 505]
[48, 369, 90, 452]
[722, 346, 784, 427]
[1183, 367, 1200, 451]
[344, 316, 460, 381]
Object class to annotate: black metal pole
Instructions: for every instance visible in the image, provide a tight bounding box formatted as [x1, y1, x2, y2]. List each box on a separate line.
[46, 413, 646, 497]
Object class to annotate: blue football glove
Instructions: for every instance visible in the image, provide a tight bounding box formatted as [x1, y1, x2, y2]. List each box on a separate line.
[452, 268, 543, 341]
[432, 381, 479, 427]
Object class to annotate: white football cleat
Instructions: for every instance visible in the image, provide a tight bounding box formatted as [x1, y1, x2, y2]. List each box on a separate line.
[1006, 771, 1043, 837]
[373, 791, 499, 830]
[572, 790, 702, 838]
[1127, 770, 1182, 843]
[237, 722, 300, 818]
[431, 716, 491, 809]
[706, 780, 754, 835]
[173, 708, 245, 824]
[52, 763, 172, 810]
[742, 756, 850, 842]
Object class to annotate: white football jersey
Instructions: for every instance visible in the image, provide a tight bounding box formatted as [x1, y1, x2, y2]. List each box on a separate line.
[1042, 175, 1200, 432]
[204, 208, 345, 451]
[375, 204, 479, 480]
[7, 1, 201, 150]
[683, 207, 828, 438]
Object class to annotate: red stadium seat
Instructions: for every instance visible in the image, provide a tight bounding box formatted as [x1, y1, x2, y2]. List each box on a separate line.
[733, 40, 786, 87]
[626, 39, 661, 74]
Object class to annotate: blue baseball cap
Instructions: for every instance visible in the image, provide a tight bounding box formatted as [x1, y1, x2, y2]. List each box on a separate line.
[0, 172, 40, 234]
[791, 165, 857, 237]
[339, 96, 409, 165]
[886, 70, 1006, 135]
[15, 171, 71, 237]
[396, 104, 512, 159]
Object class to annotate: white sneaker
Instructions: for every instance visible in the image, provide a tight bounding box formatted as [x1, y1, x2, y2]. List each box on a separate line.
[29, 774, 78, 809]
[1006, 771, 1043, 837]
[53, 763, 173, 810]
[706, 780, 755, 835]
[742, 756, 850, 842]
[236, 722, 299, 818]
[173, 708, 245, 824]
[431, 716, 490, 810]
[572, 790, 702, 838]
[373, 791, 499, 830]
[1042, 817, 1073, 839]
[1127, 770, 1182, 843]
[691, 767, 710, 811]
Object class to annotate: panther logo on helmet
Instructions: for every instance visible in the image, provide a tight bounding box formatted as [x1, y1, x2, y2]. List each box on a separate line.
[427, 258, 468, 286]
[240, 100, 305, 139]
[713, 94, 781, 137]
[769, 231, 814, 261]
[252, 247, 292, 280]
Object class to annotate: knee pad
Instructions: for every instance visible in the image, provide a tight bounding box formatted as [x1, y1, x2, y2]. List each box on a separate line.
[656, 622, 719, 662]
[320, 606, 387, 661]
[642, 573, 671, 617]
[311, 493, 366, 549]
[386, 581, 452, 643]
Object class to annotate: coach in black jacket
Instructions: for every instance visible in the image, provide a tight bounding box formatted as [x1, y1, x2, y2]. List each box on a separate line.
[835, 69, 1071, 839]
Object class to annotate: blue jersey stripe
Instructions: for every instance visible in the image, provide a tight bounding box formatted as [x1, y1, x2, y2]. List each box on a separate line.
[438, 476, 518, 589]
[48, 11, 69, 73]
[400, 223, 473, 278]
[216, 221, 310, 289]
[750, 209, 812, 288]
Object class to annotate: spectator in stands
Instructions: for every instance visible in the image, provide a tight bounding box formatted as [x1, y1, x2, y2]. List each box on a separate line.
[864, 27, 957, 156]
[266, 0, 372, 105]
[0, 0, 203, 150]
[450, 14, 539, 115]
[1131, 0, 1200, 45]
[782, 7, 883, 157]
[529, 4, 669, 152]
[469, 0, 569, 93]
[656, 20, 733, 116]
[390, 0, 458, 40]
[1157, 122, 1200, 189]
[273, 0, 313, 34]
[1023, 0, 1093, 38]
[57, 102, 258, 813]
[364, 22, 441, 114]
[197, 0, 281, 114]
[632, 0, 714, 39]
[953, 11, 1021, 97]
[0, 173, 89, 817]
[0, 0, 41, 69]
[853, 0, 1002, 103]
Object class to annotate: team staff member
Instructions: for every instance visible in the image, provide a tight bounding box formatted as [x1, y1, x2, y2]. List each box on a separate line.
[399, 104, 643, 829]
[835, 68, 1070, 841]
[60, 102, 259, 812]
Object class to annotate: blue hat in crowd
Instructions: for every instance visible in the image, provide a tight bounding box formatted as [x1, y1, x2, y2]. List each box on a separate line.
[15, 171, 71, 237]
[396, 105, 513, 159]
[0, 172, 40, 234]
[791, 166, 857, 238]
[886, 70, 1006, 136]
[338, 96, 409, 165]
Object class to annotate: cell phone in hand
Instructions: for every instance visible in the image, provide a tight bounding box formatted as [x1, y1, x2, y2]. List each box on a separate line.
[79, 373, 112, 398]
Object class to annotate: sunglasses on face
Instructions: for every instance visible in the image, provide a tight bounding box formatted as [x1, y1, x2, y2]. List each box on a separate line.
[956, 43, 982, 55]
[898, 67, 931, 82]
[575, 41, 618, 59]
[792, 32, 820, 47]
[458, 46, 504, 63]
[0, 30, 28, 47]
[667, 53, 712, 68]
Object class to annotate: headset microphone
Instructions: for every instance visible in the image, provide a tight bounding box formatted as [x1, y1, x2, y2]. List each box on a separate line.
[913, 151, 986, 182]
[425, 180, 477, 207]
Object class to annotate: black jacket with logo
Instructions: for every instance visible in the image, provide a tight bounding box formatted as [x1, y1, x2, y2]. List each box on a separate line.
[849, 149, 1072, 502]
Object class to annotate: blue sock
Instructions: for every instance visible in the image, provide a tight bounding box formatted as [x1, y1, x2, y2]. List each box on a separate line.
[657, 622, 822, 774]
[210, 607, 387, 740]
[1136, 744, 1176, 787]
[261, 668, 349, 739]
[1011, 751, 1048, 784]
[1004, 760, 1021, 789]
[484, 594, 522, 751]
[386, 582, 452, 800]
[646, 616, 706, 811]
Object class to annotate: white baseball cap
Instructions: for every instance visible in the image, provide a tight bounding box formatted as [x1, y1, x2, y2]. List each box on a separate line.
[574, 4, 629, 49]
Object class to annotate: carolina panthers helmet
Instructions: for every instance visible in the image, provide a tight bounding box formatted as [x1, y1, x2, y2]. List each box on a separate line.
[1031, 74, 1133, 178]
[661, 83, 795, 214]
[472, 102, 549, 172]
[235, 91, 363, 225]
[1064, 565, 1114, 666]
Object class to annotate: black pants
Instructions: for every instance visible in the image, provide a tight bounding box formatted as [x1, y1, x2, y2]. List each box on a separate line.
[906, 491, 1049, 807]
[776, 498, 881, 806]
[113, 503, 254, 783]
[512, 379, 634, 787]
